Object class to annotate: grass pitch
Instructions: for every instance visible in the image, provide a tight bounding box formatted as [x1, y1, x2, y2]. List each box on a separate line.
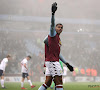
[0, 82, 100, 90]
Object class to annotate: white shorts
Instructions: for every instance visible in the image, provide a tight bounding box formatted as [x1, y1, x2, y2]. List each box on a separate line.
[45, 61, 63, 77]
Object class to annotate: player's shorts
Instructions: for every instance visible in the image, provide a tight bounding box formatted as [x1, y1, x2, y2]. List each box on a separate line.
[0, 70, 4, 76]
[45, 61, 63, 77]
[22, 73, 29, 78]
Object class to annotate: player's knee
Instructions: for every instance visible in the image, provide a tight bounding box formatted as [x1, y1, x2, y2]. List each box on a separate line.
[55, 81, 62, 85]
[45, 81, 52, 87]
[45, 76, 53, 87]
[54, 76, 63, 85]
[59, 77, 63, 84]
[1, 76, 4, 79]
[27, 76, 30, 80]
[54, 77, 63, 85]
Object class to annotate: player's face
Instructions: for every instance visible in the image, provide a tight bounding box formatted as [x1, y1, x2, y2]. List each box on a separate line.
[55, 25, 63, 35]
[27, 57, 31, 61]
[8, 57, 11, 60]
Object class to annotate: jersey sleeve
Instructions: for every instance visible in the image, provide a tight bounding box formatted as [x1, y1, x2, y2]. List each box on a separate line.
[4, 58, 8, 64]
[23, 59, 27, 64]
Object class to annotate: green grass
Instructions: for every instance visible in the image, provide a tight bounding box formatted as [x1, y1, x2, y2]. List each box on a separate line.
[1, 82, 100, 90]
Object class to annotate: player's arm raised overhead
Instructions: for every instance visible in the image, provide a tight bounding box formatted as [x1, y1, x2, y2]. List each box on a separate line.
[44, 3, 57, 43]
[49, 2, 57, 37]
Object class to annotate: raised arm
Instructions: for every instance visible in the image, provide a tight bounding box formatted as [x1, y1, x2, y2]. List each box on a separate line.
[49, 2, 57, 37]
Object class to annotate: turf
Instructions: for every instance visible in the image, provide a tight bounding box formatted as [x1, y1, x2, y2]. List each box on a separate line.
[0, 82, 100, 90]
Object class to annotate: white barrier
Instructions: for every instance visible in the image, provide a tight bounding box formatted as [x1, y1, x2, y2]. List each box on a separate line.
[40, 76, 100, 83]
[4, 76, 100, 82]
[75, 77, 94, 82]
[95, 77, 100, 82]
[5, 77, 27, 82]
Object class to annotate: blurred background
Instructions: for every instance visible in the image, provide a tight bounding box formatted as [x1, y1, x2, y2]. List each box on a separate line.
[0, 0, 100, 82]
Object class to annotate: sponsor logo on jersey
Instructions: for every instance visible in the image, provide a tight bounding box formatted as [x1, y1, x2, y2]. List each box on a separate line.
[58, 40, 62, 47]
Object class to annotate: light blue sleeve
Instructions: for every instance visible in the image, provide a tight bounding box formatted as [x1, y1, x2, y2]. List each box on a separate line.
[49, 15, 56, 37]
[59, 54, 67, 64]
[44, 35, 48, 46]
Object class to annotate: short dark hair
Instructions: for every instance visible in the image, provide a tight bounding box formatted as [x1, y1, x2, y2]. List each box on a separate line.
[7, 54, 11, 58]
[56, 23, 63, 28]
[27, 55, 31, 59]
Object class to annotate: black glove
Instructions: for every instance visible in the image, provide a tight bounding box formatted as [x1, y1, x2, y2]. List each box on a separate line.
[66, 63, 74, 72]
[51, 2, 57, 15]
[43, 71, 45, 74]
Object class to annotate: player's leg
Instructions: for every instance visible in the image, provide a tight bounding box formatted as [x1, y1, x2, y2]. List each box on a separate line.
[21, 73, 26, 89]
[54, 75, 63, 90]
[38, 76, 53, 90]
[27, 75, 35, 88]
[38, 61, 53, 90]
[1, 76, 5, 88]
[53, 62, 63, 90]
[27, 75, 32, 86]
[21, 78, 25, 88]
[0, 70, 6, 88]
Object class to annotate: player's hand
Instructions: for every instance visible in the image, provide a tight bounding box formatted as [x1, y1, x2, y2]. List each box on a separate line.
[43, 71, 45, 74]
[26, 68, 28, 72]
[66, 63, 74, 72]
[51, 2, 57, 15]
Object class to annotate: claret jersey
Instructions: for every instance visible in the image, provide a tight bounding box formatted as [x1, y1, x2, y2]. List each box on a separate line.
[45, 34, 62, 62]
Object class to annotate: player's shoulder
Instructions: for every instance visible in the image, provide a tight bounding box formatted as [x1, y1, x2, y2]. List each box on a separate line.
[48, 33, 57, 38]
[23, 58, 27, 63]
[3, 58, 8, 62]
